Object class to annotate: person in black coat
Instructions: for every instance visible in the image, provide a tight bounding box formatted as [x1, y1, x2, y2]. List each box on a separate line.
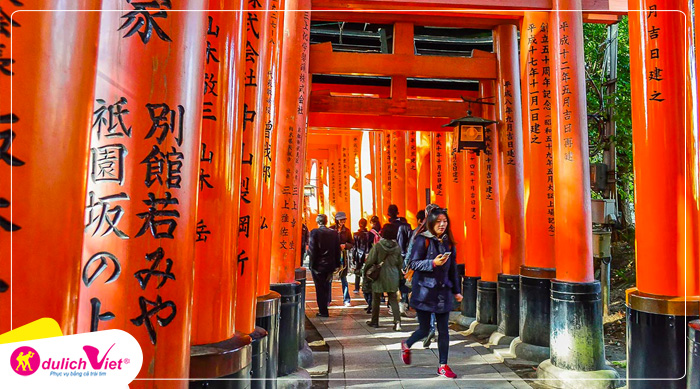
[400, 208, 463, 379]
[308, 214, 340, 317]
[330, 211, 354, 306]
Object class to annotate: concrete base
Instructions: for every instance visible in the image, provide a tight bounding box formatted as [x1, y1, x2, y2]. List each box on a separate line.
[537, 359, 621, 389]
[298, 341, 313, 369]
[488, 331, 516, 347]
[463, 319, 498, 339]
[276, 368, 312, 389]
[510, 337, 550, 364]
[449, 311, 477, 328]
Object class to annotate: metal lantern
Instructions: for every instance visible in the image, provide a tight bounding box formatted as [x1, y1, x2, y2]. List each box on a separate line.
[303, 184, 316, 197]
[443, 110, 496, 154]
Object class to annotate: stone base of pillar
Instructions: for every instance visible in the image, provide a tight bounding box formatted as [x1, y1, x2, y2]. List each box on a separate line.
[515, 268, 554, 363]
[476, 280, 497, 325]
[689, 320, 700, 389]
[461, 276, 480, 318]
[537, 280, 619, 388]
[189, 332, 253, 389]
[520, 270, 553, 347]
[271, 282, 302, 377]
[255, 291, 281, 389]
[626, 288, 700, 389]
[507, 337, 550, 364]
[488, 331, 515, 347]
[497, 274, 520, 338]
[276, 368, 312, 389]
[297, 340, 313, 368]
[449, 311, 477, 328]
[295, 267, 307, 351]
[537, 359, 620, 389]
[463, 318, 498, 339]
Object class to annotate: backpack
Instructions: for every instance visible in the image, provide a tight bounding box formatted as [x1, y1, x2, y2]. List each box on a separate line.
[369, 229, 380, 244]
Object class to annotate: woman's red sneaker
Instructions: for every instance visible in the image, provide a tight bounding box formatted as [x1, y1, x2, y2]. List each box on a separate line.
[437, 365, 457, 378]
[401, 341, 411, 365]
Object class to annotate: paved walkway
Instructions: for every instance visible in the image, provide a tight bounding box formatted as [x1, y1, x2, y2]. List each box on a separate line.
[305, 272, 533, 388]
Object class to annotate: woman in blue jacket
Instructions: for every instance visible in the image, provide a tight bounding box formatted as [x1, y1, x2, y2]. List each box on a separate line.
[400, 207, 462, 378]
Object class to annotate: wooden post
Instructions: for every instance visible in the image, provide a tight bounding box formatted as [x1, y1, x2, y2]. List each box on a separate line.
[494, 24, 526, 277]
[0, 1, 101, 334]
[416, 132, 432, 207]
[626, 2, 700, 386]
[257, 0, 284, 298]
[192, 0, 243, 346]
[77, 0, 207, 382]
[405, 132, 419, 226]
[431, 132, 447, 206]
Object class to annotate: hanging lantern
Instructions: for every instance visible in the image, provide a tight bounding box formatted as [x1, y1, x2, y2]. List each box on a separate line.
[303, 184, 316, 197]
[443, 110, 496, 154]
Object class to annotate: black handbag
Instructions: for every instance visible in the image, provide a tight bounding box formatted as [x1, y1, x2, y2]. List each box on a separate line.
[365, 261, 383, 281]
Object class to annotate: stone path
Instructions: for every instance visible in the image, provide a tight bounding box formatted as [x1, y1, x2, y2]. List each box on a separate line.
[305, 272, 533, 388]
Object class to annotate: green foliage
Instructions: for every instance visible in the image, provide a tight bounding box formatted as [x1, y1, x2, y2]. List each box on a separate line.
[584, 18, 635, 225]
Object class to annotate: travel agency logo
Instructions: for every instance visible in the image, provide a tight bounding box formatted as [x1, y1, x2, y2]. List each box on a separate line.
[1, 329, 143, 388]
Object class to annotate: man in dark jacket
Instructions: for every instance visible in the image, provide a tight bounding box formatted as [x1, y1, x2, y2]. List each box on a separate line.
[388, 204, 413, 315]
[330, 211, 354, 306]
[300, 223, 309, 267]
[308, 214, 340, 317]
[352, 218, 372, 294]
[389, 204, 413, 258]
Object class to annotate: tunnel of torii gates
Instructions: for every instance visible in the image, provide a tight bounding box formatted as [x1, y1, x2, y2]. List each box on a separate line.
[1, 0, 700, 388]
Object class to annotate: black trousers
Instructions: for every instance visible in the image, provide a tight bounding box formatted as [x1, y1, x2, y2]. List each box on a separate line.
[406, 309, 451, 364]
[312, 270, 332, 315]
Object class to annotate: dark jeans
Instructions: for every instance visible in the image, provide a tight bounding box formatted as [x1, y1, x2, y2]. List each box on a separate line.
[371, 291, 401, 325]
[354, 274, 361, 291]
[312, 270, 332, 316]
[406, 309, 450, 364]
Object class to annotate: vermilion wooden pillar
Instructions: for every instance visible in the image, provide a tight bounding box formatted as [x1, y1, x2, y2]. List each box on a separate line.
[382, 131, 392, 221]
[477, 80, 502, 327]
[0, 1, 101, 334]
[494, 24, 526, 277]
[430, 132, 447, 206]
[78, 1, 207, 383]
[521, 12, 556, 271]
[494, 23, 526, 338]
[445, 133, 466, 267]
[269, 0, 310, 375]
[318, 159, 327, 215]
[374, 132, 385, 219]
[234, 0, 272, 337]
[192, 0, 241, 346]
[416, 131, 431, 208]
[464, 151, 482, 279]
[391, 131, 407, 218]
[517, 11, 556, 356]
[537, 2, 617, 382]
[462, 150, 482, 319]
[405, 132, 419, 226]
[257, 0, 284, 298]
[339, 136, 351, 219]
[626, 2, 700, 387]
[350, 134, 364, 225]
[270, 0, 310, 283]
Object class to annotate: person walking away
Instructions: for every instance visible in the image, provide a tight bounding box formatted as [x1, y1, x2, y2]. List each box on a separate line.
[352, 218, 372, 294]
[300, 223, 309, 267]
[388, 204, 413, 316]
[308, 214, 340, 318]
[363, 223, 403, 330]
[331, 211, 354, 307]
[400, 208, 463, 378]
[363, 216, 382, 313]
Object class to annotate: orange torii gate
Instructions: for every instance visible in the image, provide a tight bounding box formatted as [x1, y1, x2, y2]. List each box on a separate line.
[10, 1, 700, 388]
